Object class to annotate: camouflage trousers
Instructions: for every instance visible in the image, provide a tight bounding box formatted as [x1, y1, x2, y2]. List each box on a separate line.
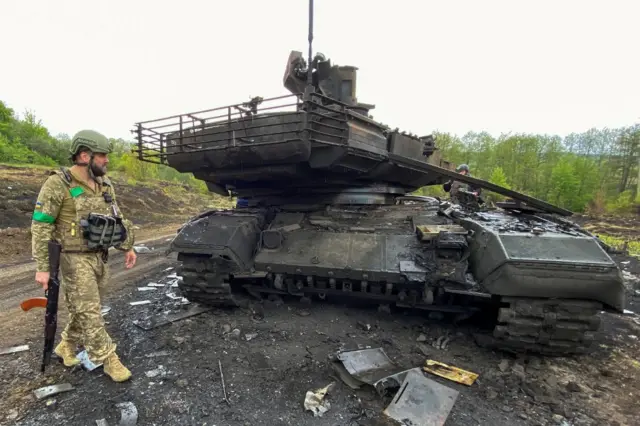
[60, 251, 116, 363]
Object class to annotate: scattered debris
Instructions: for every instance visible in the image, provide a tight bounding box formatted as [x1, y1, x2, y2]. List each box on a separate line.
[145, 365, 167, 378]
[101, 305, 112, 316]
[332, 348, 405, 391]
[165, 292, 189, 304]
[133, 305, 211, 331]
[423, 360, 478, 386]
[76, 350, 102, 371]
[129, 300, 151, 306]
[357, 322, 371, 331]
[115, 401, 138, 426]
[33, 383, 74, 400]
[245, 333, 258, 341]
[133, 246, 152, 254]
[95, 419, 109, 426]
[623, 309, 636, 316]
[415, 343, 430, 357]
[0, 344, 29, 355]
[416, 334, 427, 342]
[137, 287, 157, 292]
[145, 351, 170, 358]
[331, 348, 459, 425]
[219, 360, 230, 405]
[303, 382, 334, 417]
[432, 335, 451, 350]
[383, 368, 459, 426]
[45, 399, 57, 410]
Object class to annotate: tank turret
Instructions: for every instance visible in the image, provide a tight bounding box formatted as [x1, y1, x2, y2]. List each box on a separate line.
[283, 50, 375, 116]
[131, 0, 626, 357]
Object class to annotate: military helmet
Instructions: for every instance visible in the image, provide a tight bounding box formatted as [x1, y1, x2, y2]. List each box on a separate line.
[69, 129, 112, 156]
[455, 163, 470, 173]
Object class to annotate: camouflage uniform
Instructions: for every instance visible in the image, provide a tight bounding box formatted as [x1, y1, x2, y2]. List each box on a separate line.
[31, 130, 135, 381]
[443, 163, 482, 204]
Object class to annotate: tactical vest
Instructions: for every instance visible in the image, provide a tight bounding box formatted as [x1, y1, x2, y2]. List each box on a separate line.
[51, 168, 127, 252]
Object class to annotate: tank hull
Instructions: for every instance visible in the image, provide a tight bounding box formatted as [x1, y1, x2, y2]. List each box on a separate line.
[170, 202, 625, 356]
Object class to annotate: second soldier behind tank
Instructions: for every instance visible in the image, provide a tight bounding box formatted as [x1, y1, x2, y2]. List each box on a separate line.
[442, 163, 482, 203]
[31, 130, 137, 382]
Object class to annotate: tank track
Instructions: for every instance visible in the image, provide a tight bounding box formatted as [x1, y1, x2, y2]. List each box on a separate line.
[492, 297, 602, 355]
[177, 257, 238, 308]
[175, 256, 603, 356]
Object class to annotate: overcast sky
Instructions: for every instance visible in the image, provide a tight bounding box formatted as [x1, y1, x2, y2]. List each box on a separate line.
[1, 0, 638, 141]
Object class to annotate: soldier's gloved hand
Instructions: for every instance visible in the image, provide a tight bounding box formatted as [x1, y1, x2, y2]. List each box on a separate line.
[125, 249, 137, 269]
[35, 272, 50, 290]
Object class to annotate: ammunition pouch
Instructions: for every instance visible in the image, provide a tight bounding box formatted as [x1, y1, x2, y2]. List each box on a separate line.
[81, 213, 128, 250]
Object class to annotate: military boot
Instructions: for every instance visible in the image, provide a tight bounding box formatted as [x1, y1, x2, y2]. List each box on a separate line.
[103, 353, 132, 382]
[54, 340, 80, 367]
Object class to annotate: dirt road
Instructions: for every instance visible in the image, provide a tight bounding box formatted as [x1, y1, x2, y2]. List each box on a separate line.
[1, 236, 639, 425]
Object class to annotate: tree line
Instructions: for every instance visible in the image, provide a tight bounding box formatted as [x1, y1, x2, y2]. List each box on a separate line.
[0, 100, 208, 193]
[418, 126, 639, 215]
[1, 99, 638, 214]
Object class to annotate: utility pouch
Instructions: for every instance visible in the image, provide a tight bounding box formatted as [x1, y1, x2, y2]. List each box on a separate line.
[81, 213, 128, 250]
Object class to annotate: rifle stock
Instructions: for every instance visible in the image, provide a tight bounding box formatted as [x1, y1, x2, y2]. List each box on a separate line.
[41, 240, 62, 373]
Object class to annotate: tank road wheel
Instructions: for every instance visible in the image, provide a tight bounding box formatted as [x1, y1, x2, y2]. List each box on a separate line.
[176, 255, 239, 308]
[492, 297, 602, 356]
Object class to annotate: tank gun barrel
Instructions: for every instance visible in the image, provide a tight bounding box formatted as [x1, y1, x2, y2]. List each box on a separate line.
[392, 154, 573, 216]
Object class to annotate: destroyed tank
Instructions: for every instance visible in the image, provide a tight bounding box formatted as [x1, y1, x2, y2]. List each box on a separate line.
[133, 50, 626, 356]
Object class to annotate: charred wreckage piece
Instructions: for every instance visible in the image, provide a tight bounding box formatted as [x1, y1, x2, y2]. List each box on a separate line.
[132, 10, 625, 356]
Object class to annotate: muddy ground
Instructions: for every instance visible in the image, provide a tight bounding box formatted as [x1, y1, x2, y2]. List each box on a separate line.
[1, 222, 639, 426]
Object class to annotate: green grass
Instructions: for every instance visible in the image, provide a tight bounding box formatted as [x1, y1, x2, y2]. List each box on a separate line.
[598, 234, 640, 258]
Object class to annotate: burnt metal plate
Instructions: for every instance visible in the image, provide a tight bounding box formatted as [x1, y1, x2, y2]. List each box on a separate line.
[336, 348, 405, 385]
[383, 367, 459, 426]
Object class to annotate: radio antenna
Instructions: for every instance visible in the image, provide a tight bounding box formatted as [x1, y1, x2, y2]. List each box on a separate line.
[307, 0, 314, 85]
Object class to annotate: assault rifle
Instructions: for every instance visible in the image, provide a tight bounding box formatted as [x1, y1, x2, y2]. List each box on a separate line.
[20, 240, 62, 373]
[41, 240, 62, 372]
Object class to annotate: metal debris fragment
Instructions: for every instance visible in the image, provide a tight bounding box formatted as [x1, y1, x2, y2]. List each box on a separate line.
[33, 383, 74, 400]
[0, 344, 29, 355]
[133, 305, 210, 330]
[76, 350, 103, 371]
[383, 368, 459, 426]
[166, 292, 189, 304]
[95, 419, 109, 426]
[129, 300, 151, 306]
[335, 348, 404, 386]
[101, 305, 112, 316]
[423, 360, 478, 386]
[145, 365, 166, 378]
[433, 335, 451, 350]
[245, 333, 258, 341]
[137, 287, 157, 291]
[145, 351, 170, 358]
[303, 382, 334, 417]
[115, 401, 138, 426]
[219, 360, 230, 405]
[133, 246, 152, 254]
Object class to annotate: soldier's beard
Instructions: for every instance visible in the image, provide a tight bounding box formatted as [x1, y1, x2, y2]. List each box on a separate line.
[90, 162, 107, 177]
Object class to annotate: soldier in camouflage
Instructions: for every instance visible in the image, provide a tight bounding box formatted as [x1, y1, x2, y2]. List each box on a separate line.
[443, 163, 482, 203]
[31, 129, 137, 382]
